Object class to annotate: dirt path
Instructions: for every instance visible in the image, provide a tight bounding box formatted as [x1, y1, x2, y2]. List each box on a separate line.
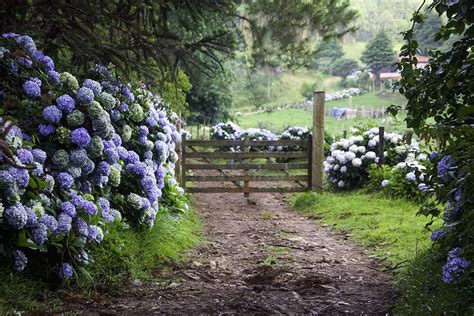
[67, 192, 394, 314]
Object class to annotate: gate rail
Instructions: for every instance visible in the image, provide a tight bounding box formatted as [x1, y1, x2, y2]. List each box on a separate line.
[181, 138, 313, 194]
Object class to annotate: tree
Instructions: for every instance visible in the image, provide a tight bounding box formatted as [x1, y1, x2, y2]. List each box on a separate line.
[332, 58, 359, 78]
[313, 40, 345, 73]
[361, 31, 395, 85]
[413, 9, 443, 55]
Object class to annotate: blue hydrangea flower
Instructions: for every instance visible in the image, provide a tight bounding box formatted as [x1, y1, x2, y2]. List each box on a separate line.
[25, 206, 38, 228]
[71, 128, 91, 148]
[83, 79, 102, 96]
[43, 105, 63, 123]
[48, 70, 60, 83]
[112, 134, 122, 147]
[437, 155, 454, 182]
[56, 213, 72, 234]
[73, 218, 89, 237]
[56, 94, 75, 114]
[144, 151, 153, 160]
[101, 211, 115, 223]
[97, 161, 111, 176]
[76, 87, 94, 103]
[119, 102, 129, 112]
[146, 117, 157, 127]
[121, 87, 134, 102]
[31, 149, 47, 163]
[12, 250, 28, 272]
[39, 213, 58, 232]
[57, 172, 74, 189]
[32, 50, 44, 62]
[61, 201, 76, 218]
[59, 263, 74, 279]
[17, 56, 32, 67]
[38, 124, 56, 136]
[126, 162, 147, 178]
[117, 146, 128, 160]
[81, 200, 98, 215]
[2, 32, 19, 39]
[16, 149, 34, 164]
[98, 197, 110, 212]
[81, 158, 95, 176]
[139, 126, 149, 136]
[69, 149, 88, 167]
[111, 109, 120, 122]
[104, 148, 119, 164]
[5, 203, 28, 229]
[42, 56, 54, 71]
[23, 79, 41, 98]
[127, 150, 140, 164]
[17, 35, 36, 53]
[88, 225, 104, 243]
[32, 223, 48, 245]
[442, 247, 469, 284]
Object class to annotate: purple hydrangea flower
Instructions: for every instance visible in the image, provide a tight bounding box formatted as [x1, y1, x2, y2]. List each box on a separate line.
[42, 56, 54, 71]
[98, 197, 110, 212]
[144, 151, 153, 160]
[12, 250, 28, 272]
[71, 128, 91, 148]
[430, 229, 445, 241]
[38, 124, 56, 136]
[117, 146, 128, 160]
[39, 214, 58, 231]
[81, 200, 98, 215]
[23, 79, 41, 98]
[437, 155, 454, 182]
[126, 162, 147, 178]
[119, 102, 129, 112]
[56, 94, 75, 114]
[56, 213, 72, 234]
[10, 167, 29, 186]
[111, 110, 120, 122]
[61, 201, 77, 218]
[17, 35, 36, 53]
[17, 57, 32, 67]
[48, 70, 60, 83]
[43, 105, 62, 123]
[103, 140, 115, 150]
[127, 150, 140, 164]
[32, 223, 48, 245]
[31, 149, 47, 163]
[73, 219, 89, 237]
[59, 263, 74, 279]
[25, 207, 37, 228]
[101, 211, 115, 223]
[88, 225, 103, 243]
[32, 50, 45, 62]
[83, 79, 102, 96]
[442, 247, 470, 284]
[16, 149, 34, 164]
[121, 87, 134, 102]
[76, 87, 94, 103]
[57, 172, 74, 189]
[5, 203, 28, 229]
[104, 148, 119, 164]
[146, 117, 157, 127]
[112, 134, 122, 147]
[2, 32, 19, 39]
[97, 161, 111, 176]
[139, 126, 149, 136]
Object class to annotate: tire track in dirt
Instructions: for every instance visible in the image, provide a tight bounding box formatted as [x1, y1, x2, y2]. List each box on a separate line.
[67, 191, 394, 314]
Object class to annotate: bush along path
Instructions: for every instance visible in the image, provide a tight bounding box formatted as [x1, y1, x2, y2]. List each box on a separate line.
[65, 191, 394, 314]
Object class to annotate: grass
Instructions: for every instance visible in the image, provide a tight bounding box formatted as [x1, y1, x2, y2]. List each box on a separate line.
[0, 207, 201, 313]
[236, 107, 407, 135]
[291, 190, 436, 265]
[327, 91, 406, 108]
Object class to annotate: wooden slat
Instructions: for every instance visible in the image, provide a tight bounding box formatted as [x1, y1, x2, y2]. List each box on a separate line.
[185, 139, 307, 147]
[184, 151, 307, 159]
[185, 186, 309, 193]
[183, 163, 308, 170]
[184, 175, 308, 182]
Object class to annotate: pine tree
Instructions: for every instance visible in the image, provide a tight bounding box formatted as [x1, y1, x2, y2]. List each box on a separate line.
[361, 31, 395, 84]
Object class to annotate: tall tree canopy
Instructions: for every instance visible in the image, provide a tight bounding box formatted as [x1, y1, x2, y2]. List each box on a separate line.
[361, 31, 395, 83]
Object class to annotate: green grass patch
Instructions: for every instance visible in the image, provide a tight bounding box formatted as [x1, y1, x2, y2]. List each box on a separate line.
[291, 191, 436, 265]
[0, 207, 201, 313]
[328, 91, 406, 108]
[236, 108, 406, 135]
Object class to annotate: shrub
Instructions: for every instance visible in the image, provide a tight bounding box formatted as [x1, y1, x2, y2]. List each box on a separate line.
[0, 33, 187, 281]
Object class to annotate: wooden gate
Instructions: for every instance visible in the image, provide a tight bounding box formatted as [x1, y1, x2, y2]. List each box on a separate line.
[176, 91, 326, 195]
[180, 138, 313, 194]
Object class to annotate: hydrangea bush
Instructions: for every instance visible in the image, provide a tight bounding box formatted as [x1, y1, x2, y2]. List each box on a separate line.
[0, 34, 186, 280]
[325, 128, 418, 190]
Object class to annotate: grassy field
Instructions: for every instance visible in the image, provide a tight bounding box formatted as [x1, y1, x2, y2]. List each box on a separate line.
[327, 91, 406, 108]
[291, 191, 436, 266]
[236, 107, 407, 135]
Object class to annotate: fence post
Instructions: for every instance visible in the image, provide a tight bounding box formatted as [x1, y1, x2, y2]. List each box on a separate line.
[307, 134, 313, 191]
[181, 134, 186, 188]
[176, 112, 182, 186]
[312, 91, 325, 190]
[243, 145, 250, 198]
[405, 131, 413, 146]
[378, 126, 385, 165]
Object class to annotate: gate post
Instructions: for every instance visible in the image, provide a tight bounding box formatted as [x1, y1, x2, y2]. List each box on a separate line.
[312, 91, 325, 190]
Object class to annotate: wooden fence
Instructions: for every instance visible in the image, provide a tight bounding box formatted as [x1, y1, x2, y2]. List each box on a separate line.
[177, 91, 326, 195]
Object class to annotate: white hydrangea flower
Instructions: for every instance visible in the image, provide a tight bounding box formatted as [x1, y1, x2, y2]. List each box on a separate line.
[327, 157, 335, 164]
[349, 145, 358, 153]
[334, 164, 340, 171]
[337, 180, 345, 188]
[395, 146, 406, 154]
[368, 139, 377, 148]
[336, 154, 346, 164]
[340, 166, 347, 173]
[365, 151, 376, 160]
[357, 146, 366, 154]
[344, 151, 356, 161]
[352, 158, 362, 167]
[369, 127, 379, 134]
[418, 153, 427, 161]
[405, 172, 416, 181]
[381, 179, 389, 187]
[396, 162, 406, 169]
[418, 183, 429, 191]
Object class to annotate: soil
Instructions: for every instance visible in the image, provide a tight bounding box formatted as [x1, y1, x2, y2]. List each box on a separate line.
[64, 191, 394, 314]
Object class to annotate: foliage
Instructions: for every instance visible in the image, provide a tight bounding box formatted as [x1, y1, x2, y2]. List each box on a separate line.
[0, 34, 187, 282]
[389, 0, 474, 291]
[187, 68, 233, 125]
[299, 81, 319, 100]
[325, 127, 418, 190]
[313, 40, 345, 73]
[361, 31, 396, 82]
[332, 58, 359, 78]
